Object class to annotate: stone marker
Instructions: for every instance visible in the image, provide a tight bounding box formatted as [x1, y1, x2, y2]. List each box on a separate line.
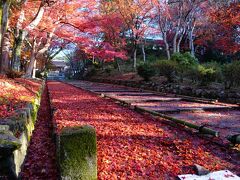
[58, 125, 97, 180]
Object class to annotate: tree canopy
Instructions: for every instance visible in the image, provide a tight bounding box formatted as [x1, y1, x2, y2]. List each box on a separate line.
[0, 0, 239, 76]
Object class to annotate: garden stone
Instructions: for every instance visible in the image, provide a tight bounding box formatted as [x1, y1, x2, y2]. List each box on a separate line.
[201, 90, 208, 97]
[58, 125, 97, 180]
[206, 90, 216, 98]
[0, 130, 21, 157]
[173, 89, 177, 94]
[194, 164, 210, 175]
[219, 91, 225, 98]
[181, 86, 192, 95]
[235, 93, 240, 98]
[21, 108, 32, 121]
[195, 89, 203, 96]
[0, 125, 9, 131]
[0, 118, 18, 134]
[227, 93, 235, 98]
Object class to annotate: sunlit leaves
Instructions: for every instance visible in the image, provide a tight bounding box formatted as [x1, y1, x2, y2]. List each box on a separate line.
[0, 77, 42, 118]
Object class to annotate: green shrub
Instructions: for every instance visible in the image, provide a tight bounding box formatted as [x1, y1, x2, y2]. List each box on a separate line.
[197, 65, 219, 85]
[86, 67, 97, 77]
[146, 54, 157, 62]
[137, 63, 155, 81]
[187, 65, 219, 86]
[184, 66, 199, 83]
[171, 52, 198, 67]
[202, 62, 223, 82]
[92, 61, 101, 69]
[154, 60, 177, 82]
[223, 61, 240, 88]
[171, 52, 198, 82]
[104, 66, 112, 74]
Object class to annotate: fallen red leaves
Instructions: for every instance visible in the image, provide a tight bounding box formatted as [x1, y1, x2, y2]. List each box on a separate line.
[0, 77, 42, 119]
[20, 86, 58, 179]
[47, 81, 240, 179]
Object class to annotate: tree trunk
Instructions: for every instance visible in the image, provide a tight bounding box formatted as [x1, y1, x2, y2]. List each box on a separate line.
[26, 55, 35, 77]
[177, 28, 185, 53]
[189, 29, 195, 57]
[0, 1, 2, 45]
[133, 48, 137, 71]
[26, 39, 36, 77]
[12, 30, 24, 71]
[12, 2, 44, 71]
[1, 0, 9, 41]
[32, 58, 36, 78]
[173, 31, 178, 53]
[142, 43, 146, 62]
[116, 59, 121, 72]
[1, 32, 10, 73]
[24, 2, 45, 34]
[188, 19, 196, 57]
[163, 32, 170, 60]
[35, 30, 56, 60]
[0, 0, 11, 73]
[173, 5, 182, 54]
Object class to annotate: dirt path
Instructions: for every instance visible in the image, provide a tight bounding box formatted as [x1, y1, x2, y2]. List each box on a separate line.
[20, 86, 58, 180]
[48, 81, 240, 179]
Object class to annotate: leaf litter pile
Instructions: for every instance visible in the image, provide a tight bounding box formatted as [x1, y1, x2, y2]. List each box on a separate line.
[20, 86, 58, 179]
[48, 81, 240, 179]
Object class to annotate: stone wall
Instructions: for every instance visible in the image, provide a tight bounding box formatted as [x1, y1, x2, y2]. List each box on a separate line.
[0, 82, 44, 179]
[90, 78, 240, 104]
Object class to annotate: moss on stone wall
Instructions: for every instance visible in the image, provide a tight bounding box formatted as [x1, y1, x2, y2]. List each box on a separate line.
[0, 80, 45, 178]
[0, 131, 21, 157]
[59, 125, 97, 180]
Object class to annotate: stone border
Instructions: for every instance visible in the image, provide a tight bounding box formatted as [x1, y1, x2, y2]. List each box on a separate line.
[0, 80, 45, 179]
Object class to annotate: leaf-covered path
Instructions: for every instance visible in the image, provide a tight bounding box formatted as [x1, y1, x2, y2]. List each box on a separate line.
[20, 86, 58, 180]
[48, 81, 239, 179]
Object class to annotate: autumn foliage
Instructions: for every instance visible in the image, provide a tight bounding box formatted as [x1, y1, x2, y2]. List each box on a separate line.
[1, 0, 239, 76]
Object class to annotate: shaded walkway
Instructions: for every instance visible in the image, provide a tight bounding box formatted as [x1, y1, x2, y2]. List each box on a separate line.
[20, 87, 58, 179]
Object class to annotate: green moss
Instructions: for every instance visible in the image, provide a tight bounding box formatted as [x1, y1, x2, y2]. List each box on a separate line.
[30, 100, 40, 123]
[0, 131, 21, 152]
[0, 2, 2, 27]
[25, 120, 34, 142]
[0, 139, 21, 149]
[59, 125, 97, 180]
